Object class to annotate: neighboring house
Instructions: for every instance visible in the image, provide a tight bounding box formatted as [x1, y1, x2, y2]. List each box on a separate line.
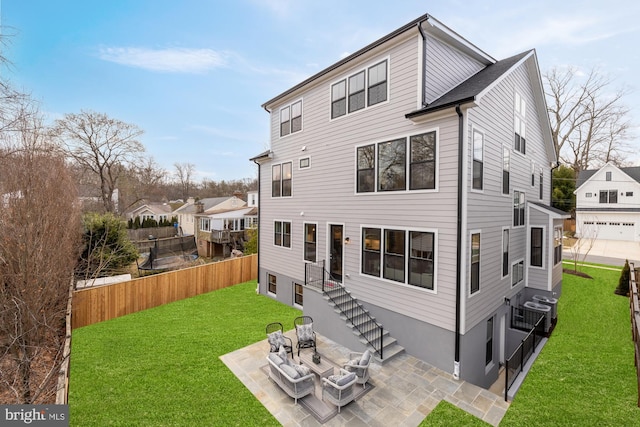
[175, 196, 253, 258]
[251, 13, 568, 390]
[575, 162, 640, 242]
[125, 202, 174, 225]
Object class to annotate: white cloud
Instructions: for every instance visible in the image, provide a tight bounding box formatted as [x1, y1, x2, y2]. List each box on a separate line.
[97, 47, 228, 73]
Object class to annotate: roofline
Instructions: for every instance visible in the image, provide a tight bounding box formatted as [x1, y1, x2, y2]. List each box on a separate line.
[405, 97, 476, 119]
[261, 14, 495, 111]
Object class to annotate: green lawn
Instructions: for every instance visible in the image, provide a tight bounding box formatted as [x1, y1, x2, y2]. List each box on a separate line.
[69, 280, 301, 426]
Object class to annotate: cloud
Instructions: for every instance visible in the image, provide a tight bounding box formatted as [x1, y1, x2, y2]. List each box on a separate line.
[97, 47, 228, 73]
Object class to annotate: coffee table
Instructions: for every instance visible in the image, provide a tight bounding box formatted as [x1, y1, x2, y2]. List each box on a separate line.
[299, 351, 335, 379]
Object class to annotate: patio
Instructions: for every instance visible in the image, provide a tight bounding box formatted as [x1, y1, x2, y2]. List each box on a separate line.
[221, 330, 509, 426]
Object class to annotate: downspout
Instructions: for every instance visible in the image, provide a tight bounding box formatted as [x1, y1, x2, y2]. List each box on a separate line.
[454, 104, 464, 380]
[549, 161, 561, 206]
[416, 20, 428, 108]
[251, 159, 262, 294]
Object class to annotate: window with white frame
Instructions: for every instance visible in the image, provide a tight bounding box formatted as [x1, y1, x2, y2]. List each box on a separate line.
[272, 162, 292, 197]
[356, 131, 436, 193]
[331, 59, 388, 119]
[502, 228, 509, 278]
[280, 100, 302, 137]
[470, 232, 480, 294]
[554, 226, 563, 265]
[531, 161, 535, 187]
[200, 218, 210, 232]
[599, 190, 618, 204]
[304, 223, 317, 262]
[531, 227, 543, 267]
[539, 168, 544, 200]
[268, 273, 277, 294]
[514, 92, 526, 154]
[513, 191, 525, 226]
[486, 317, 494, 366]
[512, 260, 524, 286]
[274, 221, 291, 248]
[606, 171, 612, 181]
[503, 147, 510, 195]
[472, 130, 483, 190]
[361, 227, 435, 290]
[294, 283, 303, 306]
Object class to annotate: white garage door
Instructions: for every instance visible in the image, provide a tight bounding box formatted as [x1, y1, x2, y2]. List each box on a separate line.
[581, 220, 635, 241]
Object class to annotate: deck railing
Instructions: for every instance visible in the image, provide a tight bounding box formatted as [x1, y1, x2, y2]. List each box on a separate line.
[630, 263, 640, 407]
[505, 309, 545, 401]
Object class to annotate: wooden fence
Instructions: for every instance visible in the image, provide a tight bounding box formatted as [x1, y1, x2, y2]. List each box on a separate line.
[72, 254, 257, 329]
[631, 264, 640, 407]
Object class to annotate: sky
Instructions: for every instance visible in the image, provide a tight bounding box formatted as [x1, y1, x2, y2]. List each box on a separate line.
[2, 0, 639, 182]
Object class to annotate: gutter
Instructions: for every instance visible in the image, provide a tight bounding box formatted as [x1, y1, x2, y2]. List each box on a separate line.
[454, 104, 464, 380]
[417, 20, 428, 108]
[251, 158, 262, 294]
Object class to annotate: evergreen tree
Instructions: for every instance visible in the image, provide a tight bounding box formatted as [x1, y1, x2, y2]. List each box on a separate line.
[615, 259, 631, 296]
[552, 165, 576, 214]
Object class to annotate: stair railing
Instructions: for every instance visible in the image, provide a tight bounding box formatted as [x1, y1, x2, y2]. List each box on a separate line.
[305, 261, 384, 359]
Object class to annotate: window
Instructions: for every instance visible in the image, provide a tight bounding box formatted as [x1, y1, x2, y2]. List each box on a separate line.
[586, 192, 592, 198]
[361, 227, 435, 290]
[383, 229, 405, 282]
[470, 233, 480, 294]
[268, 274, 277, 294]
[512, 260, 524, 286]
[378, 138, 406, 191]
[368, 60, 387, 106]
[486, 317, 494, 366]
[531, 161, 535, 187]
[513, 191, 525, 226]
[274, 221, 291, 248]
[356, 131, 436, 193]
[362, 228, 381, 277]
[299, 157, 310, 169]
[279, 100, 302, 137]
[294, 283, 303, 306]
[502, 229, 509, 278]
[272, 162, 292, 197]
[304, 223, 317, 262]
[599, 190, 618, 204]
[200, 218, 210, 232]
[331, 80, 347, 118]
[531, 227, 543, 267]
[472, 130, 483, 190]
[357, 145, 375, 192]
[410, 132, 436, 190]
[514, 92, 526, 154]
[331, 59, 388, 118]
[554, 226, 562, 265]
[606, 171, 612, 181]
[627, 192, 634, 197]
[348, 71, 365, 113]
[539, 169, 544, 200]
[502, 147, 510, 195]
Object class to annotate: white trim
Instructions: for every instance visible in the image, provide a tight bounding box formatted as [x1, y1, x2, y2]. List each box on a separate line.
[468, 229, 481, 298]
[470, 125, 485, 193]
[270, 161, 294, 199]
[327, 222, 346, 283]
[298, 156, 311, 170]
[273, 219, 293, 250]
[278, 97, 304, 139]
[302, 222, 318, 263]
[460, 110, 469, 334]
[501, 226, 510, 279]
[511, 259, 525, 288]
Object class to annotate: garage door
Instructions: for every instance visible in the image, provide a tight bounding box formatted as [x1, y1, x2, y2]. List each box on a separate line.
[581, 220, 635, 241]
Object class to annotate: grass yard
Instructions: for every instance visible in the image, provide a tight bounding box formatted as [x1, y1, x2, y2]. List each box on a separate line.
[69, 280, 301, 426]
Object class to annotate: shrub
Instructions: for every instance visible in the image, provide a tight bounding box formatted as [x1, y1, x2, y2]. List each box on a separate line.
[614, 259, 630, 296]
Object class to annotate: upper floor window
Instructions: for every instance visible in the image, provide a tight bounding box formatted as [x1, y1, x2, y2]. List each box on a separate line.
[512, 260, 524, 286]
[585, 192, 592, 198]
[470, 232, 480, 294]
[599, 190, 618, 204]
[502, 228, 509, 278]
[539, 169, 544, 200]
[627, 192, 634, 197]
[331, 59, 388, 119]
[514, 92, 526, 154]
[472, 130, 483, 190]
[531, 227, 543, 267]
[272, 162, 292, 197]
[356, 131, 436, 193]
[531, 161, 535, 187]
[513, 191, 525, 227]
[553, 226, 563, 265]
[274, 221, 291, 248]
[606, 171, 612, 181]
[280, 100, 302, 137]
[502, 147, 510, 195]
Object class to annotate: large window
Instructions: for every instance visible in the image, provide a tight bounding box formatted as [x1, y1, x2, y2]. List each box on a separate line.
[502, 229, 509, 278]
[486, 317, 494, 366]
[268, 273, 277, 294]
[280, 100, 302, 137]
[200, 218, 210, 232]
[514, 92, 526, 154]
[357, 131, 436, 193]
[331, 59, 388, 119]
[513, 191, 525, 227]
[472, 130, 483, 190]
[274, 221, 291, 248]
[599, 190, 618, 204]
[503, 147, 510, 195]
[304, 223, 317, 262]
[512, 260, 524, 286]
[470, 233, 480, 294]
[531, 227, 543, 267]
[272, 162, 292, 197]
[361, 227, 435, 290]
[554, 226, 563, 265]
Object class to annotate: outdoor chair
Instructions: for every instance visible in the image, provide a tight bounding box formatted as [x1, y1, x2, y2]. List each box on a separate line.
[293, 316, 316, 357]
[343, 350, 371, 388]
[321, 368, 357, 413]
[266, 322, 293, 358]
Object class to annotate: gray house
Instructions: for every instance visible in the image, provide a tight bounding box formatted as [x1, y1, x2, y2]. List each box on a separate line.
[251, 13, 568, 389]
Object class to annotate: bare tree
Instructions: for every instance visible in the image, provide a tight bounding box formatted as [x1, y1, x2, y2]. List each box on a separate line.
[174, 162, 195, 201]
[52, 110, 145, 213]
[545, 66, 633, 172]
[119, 156, 168, 211]
[0, 110, 81, 403]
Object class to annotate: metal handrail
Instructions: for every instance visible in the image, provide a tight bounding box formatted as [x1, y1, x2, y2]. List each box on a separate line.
[305, 261, 384, 359]
[504, 313, 544, 401]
